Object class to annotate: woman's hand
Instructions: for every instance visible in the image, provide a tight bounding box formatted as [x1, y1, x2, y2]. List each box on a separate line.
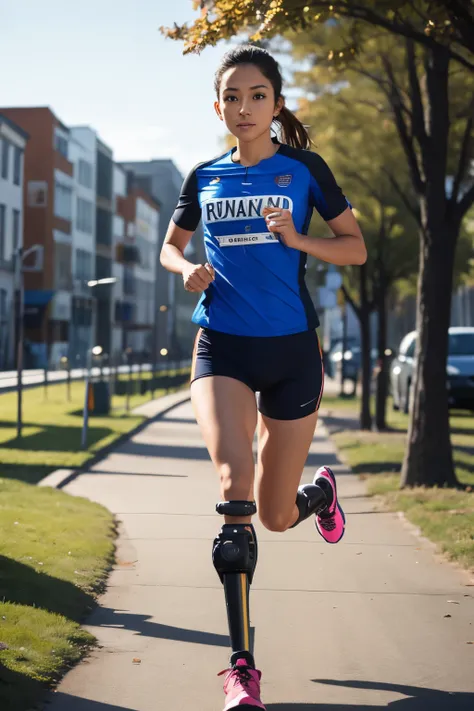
[263, 208, 302, 249]
[182, 262, 215, 293]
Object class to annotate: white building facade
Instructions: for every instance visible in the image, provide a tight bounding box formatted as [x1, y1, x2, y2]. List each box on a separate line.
[69, 127, 97, 365]
[0, 113, 28, 369]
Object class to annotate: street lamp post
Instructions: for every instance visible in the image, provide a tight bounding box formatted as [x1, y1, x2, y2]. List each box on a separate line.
[15, 244, 44, 439]
[80, 277, 117, 450]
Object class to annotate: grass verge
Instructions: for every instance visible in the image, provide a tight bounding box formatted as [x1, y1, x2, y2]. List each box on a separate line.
[0, 479, 116, 711]
[0, 371, 189, 710]
[320, 395, 474, 572]
[0, 372, 189, 484]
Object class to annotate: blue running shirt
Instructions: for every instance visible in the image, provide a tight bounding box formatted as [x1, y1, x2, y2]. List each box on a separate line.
[172, 140, 350, 337]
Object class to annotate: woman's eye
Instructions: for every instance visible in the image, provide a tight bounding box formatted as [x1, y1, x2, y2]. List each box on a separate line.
[254, 93, 266, 100]
[224, 96, 237, 102]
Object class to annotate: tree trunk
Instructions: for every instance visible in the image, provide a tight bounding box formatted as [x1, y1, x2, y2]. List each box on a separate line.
[400, 220, 459, 487]
[359, 262, 372, 430]
[375, 281, 388, 431]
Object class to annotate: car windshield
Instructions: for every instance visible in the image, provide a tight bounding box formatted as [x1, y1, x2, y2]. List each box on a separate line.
[449, 333, 474, 356]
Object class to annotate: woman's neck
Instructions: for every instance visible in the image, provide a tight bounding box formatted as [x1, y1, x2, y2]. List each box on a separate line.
[233, 134, 279, 167]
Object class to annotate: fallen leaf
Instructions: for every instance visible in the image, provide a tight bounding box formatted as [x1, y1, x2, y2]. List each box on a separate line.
[447, 600, 460, 604]
[132, 658, 141, 664]
[444, 614, 452, 618]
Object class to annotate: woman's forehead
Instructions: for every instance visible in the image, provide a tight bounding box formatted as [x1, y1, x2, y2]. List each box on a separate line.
[220, 64, 269, 90]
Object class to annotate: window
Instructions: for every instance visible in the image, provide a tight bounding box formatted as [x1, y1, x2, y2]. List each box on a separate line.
[75, 249, 92, 282]
[76, 197, 93, 234]
[78, 159, 93, 188]
[54, 182, 72, 221]
[96, 150, 112, 200]
[405, 339, 416, 359]
[0, 204, 5, 259]
[0, 288, 7, 324]
[13, 146, 21, 185]
[96, 207, 112, 246]
[1, 139, 9, 180]
[12, 209, 20, 250]
[449, 332, 474, 356]
[54, 243, 72, 290]
[54, 129, 68, 159]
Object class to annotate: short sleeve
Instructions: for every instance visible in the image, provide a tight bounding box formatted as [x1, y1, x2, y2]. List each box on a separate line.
[172, 167, 202, 231]
[306, 153, 350, 221]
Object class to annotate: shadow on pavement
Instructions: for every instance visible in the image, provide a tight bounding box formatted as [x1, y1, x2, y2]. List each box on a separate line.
[119, 441, 211, 460]
[88, 469, 188, 478]
[92, 606, 231, 648]
[158, 416, 196, 425]
[40, 681, 474, 710]
[118, 441, 342, 470]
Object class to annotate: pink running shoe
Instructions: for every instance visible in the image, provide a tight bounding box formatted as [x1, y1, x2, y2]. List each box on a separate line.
[313, 466, 346, 544]
[218, 658, 266, 710]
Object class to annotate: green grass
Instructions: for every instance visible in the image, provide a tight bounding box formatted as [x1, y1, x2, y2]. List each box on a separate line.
[321, 395, 474, 571]
[0, 369, 189, 708]
[0, 478, 116, 711]
[0, 372, 189, 484]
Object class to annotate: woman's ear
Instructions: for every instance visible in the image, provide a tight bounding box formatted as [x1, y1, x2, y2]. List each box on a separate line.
[214, 100, 224, 121]
[274, 96, 285, 117]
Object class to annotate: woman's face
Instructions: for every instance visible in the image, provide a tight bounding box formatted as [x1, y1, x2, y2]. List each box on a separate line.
[215, 63, 283, 143]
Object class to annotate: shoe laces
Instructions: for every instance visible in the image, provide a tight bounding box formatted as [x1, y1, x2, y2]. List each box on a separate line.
[218, 663, 253, 687]
[318, 510, 337, 531]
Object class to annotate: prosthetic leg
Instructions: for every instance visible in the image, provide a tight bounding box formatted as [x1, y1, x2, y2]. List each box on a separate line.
[213, 500, 258, 666]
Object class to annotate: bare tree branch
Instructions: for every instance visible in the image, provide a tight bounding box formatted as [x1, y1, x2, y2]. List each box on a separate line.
[456, 180, 474, 221]
[405, 39, 428, 150]
[382, 54, 425, 194]
[341, 282, 360, 317]
[451, 94, 474, 206]
[382, 167, 422, 226]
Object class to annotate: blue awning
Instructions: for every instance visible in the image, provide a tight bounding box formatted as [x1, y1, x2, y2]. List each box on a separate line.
[24, 290, 55, 306]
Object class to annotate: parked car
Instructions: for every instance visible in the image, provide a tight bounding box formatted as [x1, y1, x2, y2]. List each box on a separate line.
[390, 326, 474, 412]
[328, 340, 377, 383]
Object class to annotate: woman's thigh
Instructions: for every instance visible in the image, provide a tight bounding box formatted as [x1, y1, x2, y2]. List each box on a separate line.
[191, 375, 258, 521]
[255, 410, 318, 531]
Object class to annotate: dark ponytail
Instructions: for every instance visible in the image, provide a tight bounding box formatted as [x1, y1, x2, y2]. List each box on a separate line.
[215, 45, 312, 151]
[274, 105, 311, 150]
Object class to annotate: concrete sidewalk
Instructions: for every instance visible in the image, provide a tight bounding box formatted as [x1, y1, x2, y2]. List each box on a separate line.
[42, 396, 474, 710]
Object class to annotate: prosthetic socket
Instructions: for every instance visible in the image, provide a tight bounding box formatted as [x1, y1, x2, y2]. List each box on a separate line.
[212, 500, 258, 659]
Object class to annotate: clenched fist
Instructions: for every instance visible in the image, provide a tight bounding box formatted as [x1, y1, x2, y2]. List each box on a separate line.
[263, 207, 301, 249]
[182, 262, 215, 293]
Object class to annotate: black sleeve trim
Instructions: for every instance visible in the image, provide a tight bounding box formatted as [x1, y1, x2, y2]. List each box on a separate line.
[172, 166, 202, 232]
[278, 145, 350, 222]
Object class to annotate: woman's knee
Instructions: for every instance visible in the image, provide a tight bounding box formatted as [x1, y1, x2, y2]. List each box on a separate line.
[258, 503, 294, 533]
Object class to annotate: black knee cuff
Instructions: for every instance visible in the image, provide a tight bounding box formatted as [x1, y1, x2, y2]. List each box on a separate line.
[216, 500, 257, 517]
[290, 484, 328, 528]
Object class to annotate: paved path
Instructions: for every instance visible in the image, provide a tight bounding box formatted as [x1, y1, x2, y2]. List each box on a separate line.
[42, 397, 474, 710]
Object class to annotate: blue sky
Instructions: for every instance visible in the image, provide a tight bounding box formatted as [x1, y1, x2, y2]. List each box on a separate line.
[1, 0, 244, 176]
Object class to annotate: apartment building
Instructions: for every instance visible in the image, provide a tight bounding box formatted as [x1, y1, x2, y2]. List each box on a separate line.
[120, 159, 205, 359]
[0, 107, 75, 367]
[0, 113, 28, 368]
[115, 169, 160, 359]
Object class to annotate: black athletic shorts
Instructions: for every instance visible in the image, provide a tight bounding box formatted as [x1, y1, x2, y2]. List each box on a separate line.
[191, 327, 324, 421]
